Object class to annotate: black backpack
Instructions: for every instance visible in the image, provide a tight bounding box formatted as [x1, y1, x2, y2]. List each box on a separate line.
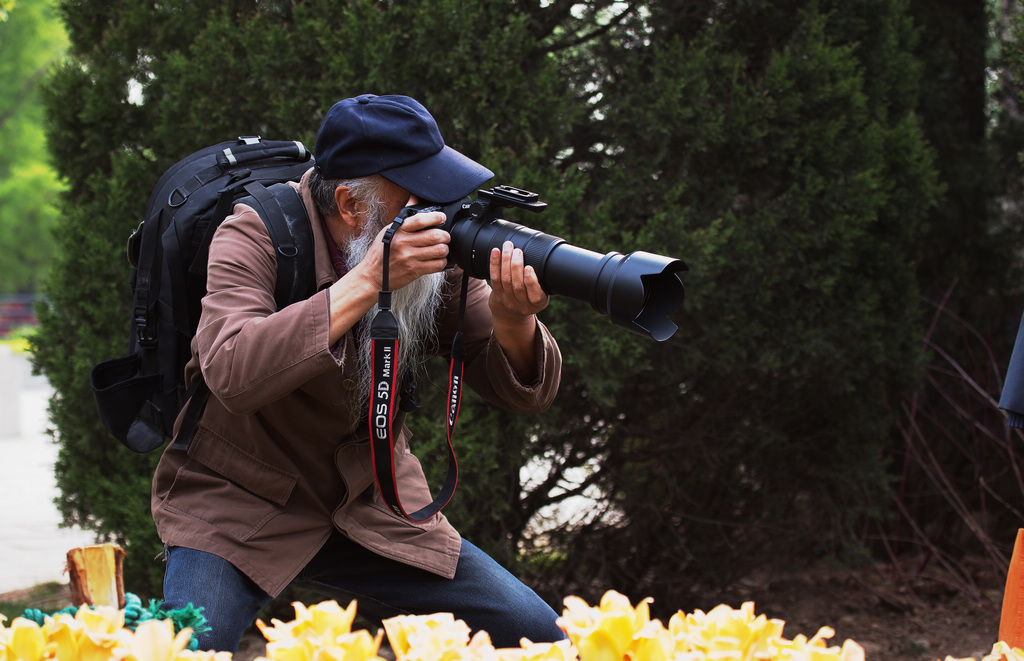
[90, 137, 317, 453]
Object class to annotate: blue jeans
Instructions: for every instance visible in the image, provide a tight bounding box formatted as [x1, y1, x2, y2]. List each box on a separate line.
[161, 532, 565, 652]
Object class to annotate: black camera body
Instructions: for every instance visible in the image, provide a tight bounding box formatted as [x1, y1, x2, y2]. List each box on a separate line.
[404, 185, 688, 342]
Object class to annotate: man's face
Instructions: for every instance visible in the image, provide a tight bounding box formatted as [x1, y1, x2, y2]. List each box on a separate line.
[379, 183, 415, 226]
[344, 183, 445, 418]
[342, 180, 414, 267]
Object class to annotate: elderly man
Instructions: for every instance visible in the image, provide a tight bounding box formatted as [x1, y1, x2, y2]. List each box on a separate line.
[152, 94, 563, 652]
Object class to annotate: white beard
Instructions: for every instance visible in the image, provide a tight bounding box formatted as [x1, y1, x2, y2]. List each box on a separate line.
[343, 211, 446, 416]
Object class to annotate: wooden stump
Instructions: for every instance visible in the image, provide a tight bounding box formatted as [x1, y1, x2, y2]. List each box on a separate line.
[65, 544, 126, 609]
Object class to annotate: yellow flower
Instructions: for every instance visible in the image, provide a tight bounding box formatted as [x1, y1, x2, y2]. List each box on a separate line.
[328, 629, 386, 661]
[977, 641, 1024, 661]
[556, 595, 867, 661]
[0, 590, 896, 661]
[258, 600, 359, 646]
[72, 605, 131, 661]
[668, 601, 784, 658]
[261, 629, 383, 661]
[116, 619, 194, 661]
[557, 591, 669, 661]
[625, 621, 671, 661]
[2, 617, 50, 661]
[495, 639, 578, 661]
[256, 600, 384, 661]
[770, 627, 864, 661]
[45, 612, 84, 661]
[382, 613, 495, 661]
[666, 602, 865, 661]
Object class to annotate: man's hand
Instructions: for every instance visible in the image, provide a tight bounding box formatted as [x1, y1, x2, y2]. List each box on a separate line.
[328, 210, 449, 345]
[488, 240, 548, 382]
[361, 211, 450, 292]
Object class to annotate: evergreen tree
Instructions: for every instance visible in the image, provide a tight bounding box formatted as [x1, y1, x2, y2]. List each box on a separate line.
[909, 0, 1008, 302]
[36, 0, 960, 611]
[878, 1, 1024, 583]
[507, 0, 941, 611]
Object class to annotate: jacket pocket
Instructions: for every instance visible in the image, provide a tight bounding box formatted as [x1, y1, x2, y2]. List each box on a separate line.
[162, 429, 298, 541]
[334, 428, 431, 523]
[367, 430, 441, 527]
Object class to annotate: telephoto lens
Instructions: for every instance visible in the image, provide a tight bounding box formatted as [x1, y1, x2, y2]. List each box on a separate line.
[406, 186, 688, 341]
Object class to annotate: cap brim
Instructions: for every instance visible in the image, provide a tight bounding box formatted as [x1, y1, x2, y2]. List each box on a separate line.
[380, 145, 494, 203]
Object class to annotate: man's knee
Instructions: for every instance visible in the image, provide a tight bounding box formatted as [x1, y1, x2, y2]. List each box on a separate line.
[161, 546, 270, 652]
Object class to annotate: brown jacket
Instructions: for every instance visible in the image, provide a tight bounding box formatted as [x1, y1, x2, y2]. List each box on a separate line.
[151, 171, 561, 597]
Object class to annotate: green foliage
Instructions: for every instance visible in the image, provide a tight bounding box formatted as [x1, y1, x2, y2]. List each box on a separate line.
[0, 0, 67, 293]
[512, 0, 942, 609]
[39, 0, 1005, 613]
[409, 389, 525, 565]
[0, 582, 68, 624]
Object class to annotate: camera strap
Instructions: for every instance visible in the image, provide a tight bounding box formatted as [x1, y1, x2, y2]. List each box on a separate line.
[368, 214, 464, 522]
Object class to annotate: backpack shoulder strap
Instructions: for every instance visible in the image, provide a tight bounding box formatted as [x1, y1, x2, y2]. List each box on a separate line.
[171, 377, 210, 452]
[242, 181, 316, 308]
[173, 182, 315, 453]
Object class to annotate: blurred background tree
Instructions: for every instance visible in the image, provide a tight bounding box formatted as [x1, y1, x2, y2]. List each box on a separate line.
[26, 0, 1024, 621]
[0, 0, 67, 294]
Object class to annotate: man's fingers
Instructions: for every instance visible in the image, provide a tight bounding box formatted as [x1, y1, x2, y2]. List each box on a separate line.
[492, 241, 545, 309]
[492, 242, 516, 294]
[524, 265, 546, 305]
[507, 243, 527, 295]
[365, 211, 450, 289]
[501, 242, 515, 292]
[399, 211, 447, 231]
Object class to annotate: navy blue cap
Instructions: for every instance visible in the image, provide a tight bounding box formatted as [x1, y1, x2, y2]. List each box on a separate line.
[313, 94, 493, 203]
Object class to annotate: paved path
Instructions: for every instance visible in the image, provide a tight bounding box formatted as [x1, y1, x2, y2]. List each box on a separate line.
[0, 348, 96, 594]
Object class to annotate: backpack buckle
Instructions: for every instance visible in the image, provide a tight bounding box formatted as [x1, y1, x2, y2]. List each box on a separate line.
[134, 309, 155, 346]
[127, 221, 144, 267]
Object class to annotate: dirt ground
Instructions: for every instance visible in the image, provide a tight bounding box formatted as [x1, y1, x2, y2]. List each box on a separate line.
[716, 559, 1003, 661]
[0, 560, 1007, 661]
